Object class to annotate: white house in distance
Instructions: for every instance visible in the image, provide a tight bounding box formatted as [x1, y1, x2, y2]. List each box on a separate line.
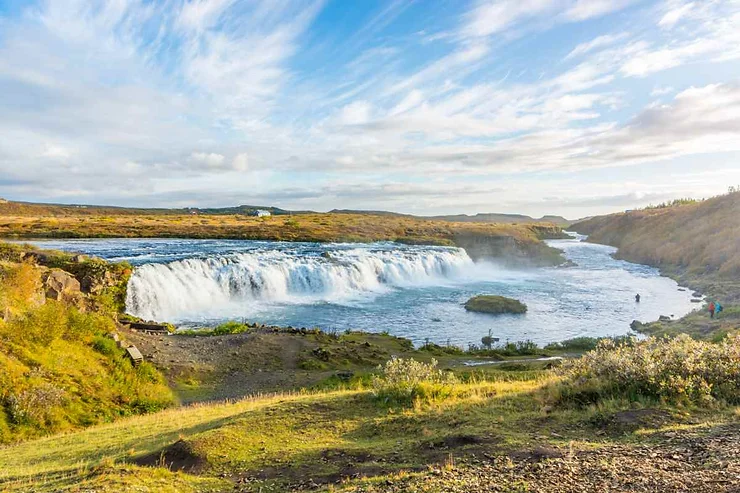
[252, 209, 271, 217]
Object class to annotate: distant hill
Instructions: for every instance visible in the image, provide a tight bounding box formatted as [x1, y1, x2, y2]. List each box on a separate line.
[2, 200, 573, 225]
[330, 209, 573, 226]
[571, 191, 740, 300]
[425, 213, 572, 226]
[0, 200, 308, 216]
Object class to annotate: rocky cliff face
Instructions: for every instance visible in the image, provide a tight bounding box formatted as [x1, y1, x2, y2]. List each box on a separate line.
[453, 231, 565, 267]
[1, 243, 132, 311]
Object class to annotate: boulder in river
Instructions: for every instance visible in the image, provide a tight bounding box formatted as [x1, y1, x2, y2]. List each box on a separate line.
[464, 295, 527, 315]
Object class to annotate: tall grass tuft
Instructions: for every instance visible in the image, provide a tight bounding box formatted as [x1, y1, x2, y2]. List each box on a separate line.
[372, 357, 457, 407]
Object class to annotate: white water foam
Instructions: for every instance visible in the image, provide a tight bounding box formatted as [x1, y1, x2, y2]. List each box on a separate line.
[126, 247, 473, 321]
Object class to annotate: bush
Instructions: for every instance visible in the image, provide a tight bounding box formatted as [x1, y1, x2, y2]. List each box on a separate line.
[92, 336, 119, 357]
[179, 320, 251, 337]
[0, 262, 42, 313]
[7, 382, 66, 426]
[545, 335, 633, 352]
[555, 334, 740, 406]
[372, 357, 457, 406]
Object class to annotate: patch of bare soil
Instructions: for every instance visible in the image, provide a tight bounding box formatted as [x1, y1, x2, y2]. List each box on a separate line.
[596, 408, 675, 436]
[125, 329, 332, 402]
[133, 439, 207, 474]
[336, 423, 740, 493]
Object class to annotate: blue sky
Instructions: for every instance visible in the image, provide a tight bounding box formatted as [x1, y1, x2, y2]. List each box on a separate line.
[0, 0, 739, 218]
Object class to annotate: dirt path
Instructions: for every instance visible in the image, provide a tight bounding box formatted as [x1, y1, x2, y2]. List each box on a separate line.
[334, 423, 740, 493]
[126, 329, 328, 402]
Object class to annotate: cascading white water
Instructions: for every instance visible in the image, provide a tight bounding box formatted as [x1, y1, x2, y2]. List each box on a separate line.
[126, 247, 473, 321]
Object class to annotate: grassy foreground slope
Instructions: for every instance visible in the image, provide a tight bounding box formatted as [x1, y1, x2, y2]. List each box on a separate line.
[572, 191, 740, 338]
[0, 200, 567, 266]
[1, 349, 738, 492]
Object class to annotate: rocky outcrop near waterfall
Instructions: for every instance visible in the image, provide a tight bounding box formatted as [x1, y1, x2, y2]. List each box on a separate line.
[1, 242, 132, 311]
[453, 225, 566, 266]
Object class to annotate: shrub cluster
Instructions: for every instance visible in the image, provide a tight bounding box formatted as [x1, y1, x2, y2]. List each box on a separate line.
[556, 334, 740, 406]
[544, 335, 633, 352]
[372, 357, 457, 406]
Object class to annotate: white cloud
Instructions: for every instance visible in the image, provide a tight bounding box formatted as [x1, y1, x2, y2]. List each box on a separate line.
[565, 33, 629, 60]
[232, 153, 249, 172]
[389, 90, 425, 116]
[621, 3, 740, 77]
[335, 155, 355, 166]
[658, 2, 694, 28]
[463, 0, 557, 38]
[651, 85, 674, 96]
[177, 0, 235, 32]
[190, 152, 225, 168]
[337, 101, 373, 125]
[41, 144, 72, 160]
[563, 0, 639, 21]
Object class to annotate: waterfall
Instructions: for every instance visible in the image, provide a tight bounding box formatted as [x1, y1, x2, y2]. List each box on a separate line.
[126, 247, 473, 321]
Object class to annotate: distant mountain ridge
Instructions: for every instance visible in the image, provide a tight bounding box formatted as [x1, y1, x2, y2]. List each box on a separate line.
[331, 209, 573, 226]
[1, 199, 573, 225]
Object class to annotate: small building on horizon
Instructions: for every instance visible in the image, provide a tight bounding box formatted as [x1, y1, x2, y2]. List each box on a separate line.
[251, 209, 271, 217]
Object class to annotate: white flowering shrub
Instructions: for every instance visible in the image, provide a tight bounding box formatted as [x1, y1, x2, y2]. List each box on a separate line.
[7, 383, 66, 426]
[557, 334, 740, 405]
[372, 357, 457, 406]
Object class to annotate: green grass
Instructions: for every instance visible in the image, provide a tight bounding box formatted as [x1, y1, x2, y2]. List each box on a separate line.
[1, 367, 736, 492]
[0, 262, 173, 444]
[178, 320, 253, 337]
[0, 377, 550, 491]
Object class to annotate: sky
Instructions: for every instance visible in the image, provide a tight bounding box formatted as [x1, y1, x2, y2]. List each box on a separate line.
[0, 0, 739, 218]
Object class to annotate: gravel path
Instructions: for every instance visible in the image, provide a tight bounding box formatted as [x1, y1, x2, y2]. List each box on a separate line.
[334, 423, 740, 493]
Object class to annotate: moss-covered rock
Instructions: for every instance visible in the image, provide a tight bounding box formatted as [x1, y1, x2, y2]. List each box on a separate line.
[464, 295, 527, 315]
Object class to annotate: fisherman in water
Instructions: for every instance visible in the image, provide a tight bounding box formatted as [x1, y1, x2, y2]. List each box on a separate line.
[635, 293, 641, 303]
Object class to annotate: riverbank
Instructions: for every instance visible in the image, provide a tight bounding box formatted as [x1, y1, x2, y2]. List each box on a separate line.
[571, 191, 740, 340]
[0, 200, 567, 267]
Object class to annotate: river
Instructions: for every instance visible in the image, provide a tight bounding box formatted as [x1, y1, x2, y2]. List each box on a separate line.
[23, 235, 698, 346]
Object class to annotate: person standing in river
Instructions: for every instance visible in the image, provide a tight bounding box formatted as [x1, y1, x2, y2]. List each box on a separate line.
[635, 293, 641, 303]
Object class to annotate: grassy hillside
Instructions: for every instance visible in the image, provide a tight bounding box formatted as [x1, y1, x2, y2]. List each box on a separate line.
[572, 191, 740, 339]
[0, 201, 568, 266]
[572, 191, 740, 297]
[1, 335, 739, 492]
[0, 247, 173, 444]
